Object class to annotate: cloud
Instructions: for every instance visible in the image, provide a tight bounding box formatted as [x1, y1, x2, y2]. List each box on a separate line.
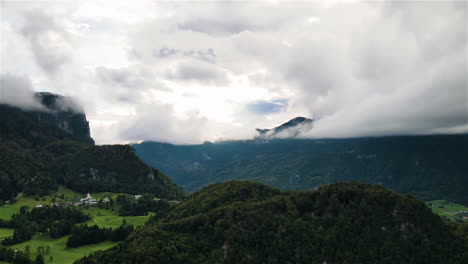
[21, 9, 73, 74]
[119, 103, 215, 145]
[154, 46, 216, 63]
[0, 74, 44, 110]
[96, 66, 155, 89]
[247, 99, 288, 115]
[165, 61, 229, 85]
[1, 0, 466, 144]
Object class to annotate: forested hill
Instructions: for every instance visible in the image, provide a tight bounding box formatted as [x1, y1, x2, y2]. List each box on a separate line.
[76, 181, 468, 264]
[0, 94, 185, 201]
[133, 134, 468, 204]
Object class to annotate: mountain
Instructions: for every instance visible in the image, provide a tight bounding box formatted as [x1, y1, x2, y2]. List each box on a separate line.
[0, 92, 94, 146]
[58, 144, 183, 198]
[256, 116, 314, 138]
[0, 93, 184, 201]
[133, 134, 468, 204]
[76, 181, 468, 264]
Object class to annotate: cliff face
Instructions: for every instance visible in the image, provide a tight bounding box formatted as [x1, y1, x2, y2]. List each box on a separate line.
[0, 92, 94, 146]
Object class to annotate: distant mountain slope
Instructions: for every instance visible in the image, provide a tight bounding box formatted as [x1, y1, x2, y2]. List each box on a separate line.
[76, 181, 468, 264]
[133, 134, 468, 204]
[0, 93, 185, 201]
[256, 116, 314, 138]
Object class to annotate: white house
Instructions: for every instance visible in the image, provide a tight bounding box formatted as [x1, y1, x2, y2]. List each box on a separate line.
[80, 193, 99, 205]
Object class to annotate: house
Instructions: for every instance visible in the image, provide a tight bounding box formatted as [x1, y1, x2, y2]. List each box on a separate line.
[80, 193, 99, 205]
[35, 204, 43, 208]
[134, 195, 142, 200]
[103, 197, 110, 203]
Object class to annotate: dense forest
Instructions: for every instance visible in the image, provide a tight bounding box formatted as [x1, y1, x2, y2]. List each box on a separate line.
[0, 94, 185, 201]
[76, 181, 468, 264]
[66, 223, 134, 248]
[134, 134, 468, 204]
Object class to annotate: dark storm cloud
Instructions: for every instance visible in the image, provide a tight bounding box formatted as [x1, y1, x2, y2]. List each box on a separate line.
[20, 9, 72, 74]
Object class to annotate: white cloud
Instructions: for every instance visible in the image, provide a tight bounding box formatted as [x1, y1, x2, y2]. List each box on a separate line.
[20, 9, 73, 75]
[1, 0, 466, 144]
[0, 74, 44, 110]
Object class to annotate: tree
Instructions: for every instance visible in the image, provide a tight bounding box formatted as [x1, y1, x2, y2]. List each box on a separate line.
[34, 254, 45, 264]
[24, 245, 30, 256]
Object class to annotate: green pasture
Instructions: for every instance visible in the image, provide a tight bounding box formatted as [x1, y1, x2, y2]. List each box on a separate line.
[7, 234, 116, 264]
[427, 200, 468, 221]
[0, 228, 14, 240]
[82, 207, 151, 229]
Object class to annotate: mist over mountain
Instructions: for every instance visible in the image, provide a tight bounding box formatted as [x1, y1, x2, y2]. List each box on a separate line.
[0, 92, 93, 146]
[255, 117, 314, 139]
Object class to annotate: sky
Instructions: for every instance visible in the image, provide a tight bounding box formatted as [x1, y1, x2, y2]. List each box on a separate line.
[0, 0, 467, 145]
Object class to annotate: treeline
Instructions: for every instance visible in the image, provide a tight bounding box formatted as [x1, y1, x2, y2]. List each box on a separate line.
[0, 246, 46, 264]
[66, 222, 134, 248]
[116, 195, 173, 217]
[1, 205, 90, 245]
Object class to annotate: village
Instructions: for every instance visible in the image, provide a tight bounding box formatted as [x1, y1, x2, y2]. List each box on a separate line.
[35, 193, 143, 208]
[34, 192, 181, 209]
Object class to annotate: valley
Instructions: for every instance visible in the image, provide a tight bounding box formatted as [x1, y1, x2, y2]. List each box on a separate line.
[1, 93, 467, 264]
[0, 186, 156, 264]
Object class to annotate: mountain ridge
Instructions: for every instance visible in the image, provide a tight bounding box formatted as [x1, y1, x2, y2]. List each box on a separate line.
[133, 134, 468, 204]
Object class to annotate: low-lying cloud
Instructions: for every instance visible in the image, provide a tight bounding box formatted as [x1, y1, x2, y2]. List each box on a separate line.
[0, 74, 44, 110]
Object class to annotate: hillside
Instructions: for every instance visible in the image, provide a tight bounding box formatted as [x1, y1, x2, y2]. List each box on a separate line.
[0, 94, 185, 201]
[133, 134, 468, 204]
[76, 181, 468, 264]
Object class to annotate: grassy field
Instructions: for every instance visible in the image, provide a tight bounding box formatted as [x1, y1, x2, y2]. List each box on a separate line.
[8, 234, 116, 264]
[427, 200, 468, 221]
[0, 186, 81, 220]
[0, 186, 152, 263]
[0, 186, 131, 219]
[82, 207, 152, 229]
[0, 228, 14, 240]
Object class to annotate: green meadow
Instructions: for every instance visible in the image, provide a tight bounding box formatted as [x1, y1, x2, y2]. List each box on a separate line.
[0, 228, 13, 240]
[83, 207, 152, 229]
[427, 200, 468, 221]
[0, 186, 152, 263]
[8, 234, 116, 264]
